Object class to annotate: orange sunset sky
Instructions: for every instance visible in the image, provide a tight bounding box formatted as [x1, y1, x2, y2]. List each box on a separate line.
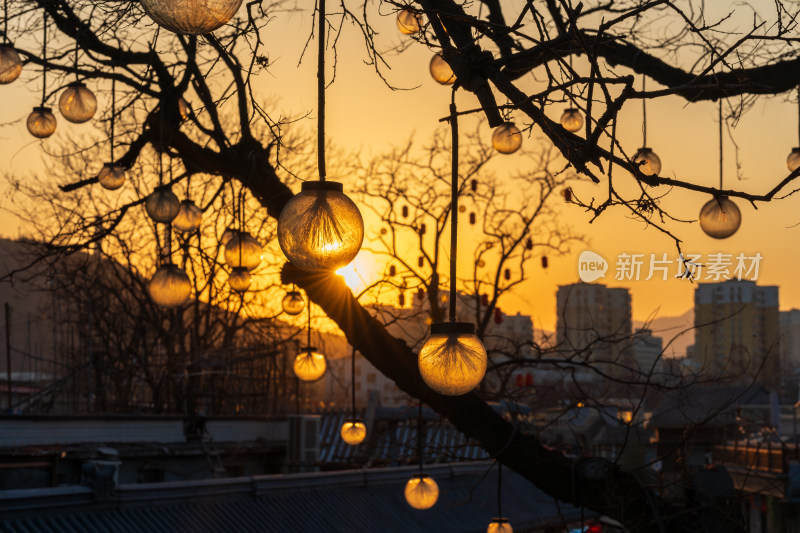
[0, 2, 798, 337]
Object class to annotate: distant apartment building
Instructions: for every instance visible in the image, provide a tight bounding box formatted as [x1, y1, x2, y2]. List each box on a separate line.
[693, 280, 780, 390]
[555, 283, 633, 381]
[781, 310, 800, 372]
[632, 328, 664, 376]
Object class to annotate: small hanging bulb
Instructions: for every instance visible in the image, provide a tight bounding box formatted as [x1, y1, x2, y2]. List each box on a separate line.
[494, 308, 503, 324]
[389, 265, 397, 277]
[277, 181, 364, 271]
[487, 518, 513, 533]
[59, 82, 97, 124]
[404, 474, 439, 510]
[560, 108, 583, 132]
[419, 223, 427, 235]
[525, 237, 533, 250]
[145, 188, 181, 223]
[0, 44, 22, 84]
[172, 199, 203, 232]
[27, 107, 57, 138]
[787, 147, 800, 172]
[396, 7, 423, 34]
[541, 256, 549, 269]
[470, 179, 478, 192]
[417, 256, 424, 268]
[281, 290, 305, 315]
[699, 196, 741, 239]
[228, 267, 252, 293]
[429, 53, 455, 85]
[148, 264, 191, 308]
[633, 147, 662, 176]
[418, 322, 487, 396]
[562, 188, 572, 202]
[293, 347, 327, 382]
[469, 212, 476, 225]
[458, 205, 466, 213]
[340, 419, 367, 445]
[399, 292, 405, 306]
[402, 205, 409, 218]
[417, 287, 425, 300]
[480, 294, 489, 306]
[503, 268, 511, 281]
[491, 122, 522, 154]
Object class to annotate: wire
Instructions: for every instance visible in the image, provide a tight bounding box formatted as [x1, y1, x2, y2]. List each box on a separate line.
[497, 462, 503, 517]
[417, 399, 424, 473]
[641, 75, 647, 147]
[110, 78, 115, 162]
[41, 11, 46, 106]
[718, 98, 723, 190]
[350, 345, 356, 420]
[448, 98, 458, 322]
[316, 0, 326, 182]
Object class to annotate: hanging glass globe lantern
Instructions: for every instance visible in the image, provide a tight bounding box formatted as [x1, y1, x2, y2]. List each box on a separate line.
[27, 107, 57, 139]
[172, 200, 203, 232]
[491, 122, 522, 154]
[340, 419, 367, 445]
[224, 231, 262, 270]
[396, 8, 422, 34]
[404, 474, 439, 510]
[145, 188, 181, 223]
[429, 53, 455, 85]
[0, 44, 22, 84]
[58, 82, 97, 124]
[418, 322, 487, 396]
[277, 181, 364, 271]
[139, 0, 244, 35]
[148, 264, 191, 308]
[699, 196, 741, 239]
[487, 518, 513, 533]
[560, 108, 583, 132]
[281, 290, 305, 316]
[228, 267, 251, 293]
[787, 148, 800, 172]
[633, 147, 661, 176]
[97, 163, 127, 191]
[293, 347, 327, 382]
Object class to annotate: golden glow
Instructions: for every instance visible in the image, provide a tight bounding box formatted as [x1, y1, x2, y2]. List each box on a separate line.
[633, 147, 662, 176]
[0, 45, 22, 84]
[560, 108, 583, 132]
[139, 0, 244, 35]
[491, 122, 523, 154]
[27, 107, 57, 139]
[429, 54, 456, 85]
[404, 474, 439, 510]
[340, 420, 367, 445]
[58, 82, 97, 124]
[418, 331, 487, 396]
[148, 265, 191, 308]
[293, 349, 327, 382]
[699, 196, 741, 239]
[224, 231, 263, 270]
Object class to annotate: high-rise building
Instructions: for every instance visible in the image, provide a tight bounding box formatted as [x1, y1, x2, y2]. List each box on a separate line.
[632, 328, 664, 376]
[693, 280, 780, 390]
[781, 310, 800, 372]
[556, 283, 633, 381]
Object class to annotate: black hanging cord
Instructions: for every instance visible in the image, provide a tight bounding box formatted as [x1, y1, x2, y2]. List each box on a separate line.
[448, 97, 458, 323]
[73, 39, 79, 82]
[497, 462, 503, 518]
[641, 75, 647, 147]
[718, 99, 723, 190]
[417, 400, 424, 473]
[317, 0, 326, 182]
[350, 345, 356, 420]
[41, 12, 46, 105]
[110, 78, 115, 162]
[306, 298, 312, 349]
[3, 0, 8, 45]
[796, 86, 799, 146]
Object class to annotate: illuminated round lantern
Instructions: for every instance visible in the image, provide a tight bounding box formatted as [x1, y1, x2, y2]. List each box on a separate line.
[787, 148, 800, 172]
[560, 108, 583, 132]
[139, 0, 244, 35]
[58, 82, 97, 124]
[491, 122, 522, 154]
[487, 518, 513, 533]
[418, 322, 487, 396]
[277, 181, 364, 271]
[145, 188, 180, 223]
[224, 231, 262, 270]
[293, 347, 326, 382]
[27, 107, 57, 138]
[148, 264, 191, 308]
[281, 290, 305, 316]
[0, 44, 22, 84]
[228, 267, 251, 292]
[396, 8, 422, 34]
[404, 474, 439, 510]
[172, 200, 202, 232]
[699, 196, 741, 239]
[340, 419, 367, 445]
[633, 147, 661, 176]
[97, 163, 127, 191]
[429, 53, 455, 85]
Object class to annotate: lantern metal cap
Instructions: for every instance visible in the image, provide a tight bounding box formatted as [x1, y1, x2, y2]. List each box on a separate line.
[410, 473, 431, 480]
[564, 107, 579, 112]
[430, 321, 476, 336]
[637, 146, 653, 152]
[344, 417, 363, 424]
[32, 106, 52, 113]
[301, 346, 318, 352]
[66, 80, 86, 88]
[490, 518, 510, 523]
[301, 180, 343, 193]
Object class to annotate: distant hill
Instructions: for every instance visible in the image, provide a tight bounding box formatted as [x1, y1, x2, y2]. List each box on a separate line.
[634, 308, 694, 358]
